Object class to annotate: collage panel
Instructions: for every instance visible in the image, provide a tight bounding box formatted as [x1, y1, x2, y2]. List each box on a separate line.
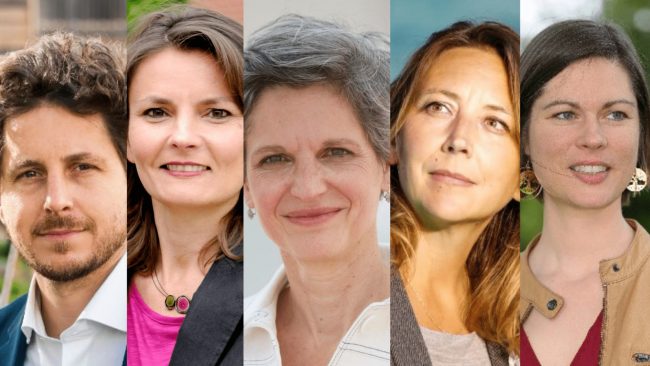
[519, 0, 650, 364]
[125, 1, 243, 365]
[0, 1, 647, 366]
[0, 0, 128, 365]
[242, 0, 390, 365]
[390, 0, 520, 365]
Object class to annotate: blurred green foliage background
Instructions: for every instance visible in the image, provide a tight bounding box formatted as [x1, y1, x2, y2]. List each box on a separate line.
[127, 0, 186, 31]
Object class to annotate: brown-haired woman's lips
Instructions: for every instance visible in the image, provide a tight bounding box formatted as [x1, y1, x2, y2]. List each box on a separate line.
[429, 169, 476, 186]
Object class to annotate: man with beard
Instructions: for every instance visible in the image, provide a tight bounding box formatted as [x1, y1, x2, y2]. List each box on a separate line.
[0, 32, 127, 365]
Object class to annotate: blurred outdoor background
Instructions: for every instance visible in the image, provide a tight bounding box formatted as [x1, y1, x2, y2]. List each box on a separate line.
[520, 0, 650, 249]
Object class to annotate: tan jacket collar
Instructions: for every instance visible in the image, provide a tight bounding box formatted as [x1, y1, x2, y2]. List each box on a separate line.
[520, 219, 650, 320]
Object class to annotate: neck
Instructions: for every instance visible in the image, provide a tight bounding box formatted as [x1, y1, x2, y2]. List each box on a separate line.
[532, 197, 633, 278]
[37, 246, 125, 338]
[403, 220, 489, 333]
[407, 219, 489, 292]
[152, 199, 235, 276]
[279, 235, 388, 343]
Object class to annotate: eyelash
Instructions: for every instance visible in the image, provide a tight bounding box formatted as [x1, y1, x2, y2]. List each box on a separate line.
[552, 111, 630, 121]
[258, 154, 290, 166]
[206, 108, 232, 120]
[143, 108, 167, 119]
[15, 164, 97, 181]
[485, 118, 510, 133]
[424, 101, 452, 115]
[257, 148, 353, 167]
[606, 111, 629, 121]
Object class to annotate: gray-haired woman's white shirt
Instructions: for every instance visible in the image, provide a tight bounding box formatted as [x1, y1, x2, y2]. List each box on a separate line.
[243, 267, 389, 366]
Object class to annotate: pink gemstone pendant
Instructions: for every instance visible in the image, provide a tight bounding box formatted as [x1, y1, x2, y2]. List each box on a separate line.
[175, 295, 191, 314]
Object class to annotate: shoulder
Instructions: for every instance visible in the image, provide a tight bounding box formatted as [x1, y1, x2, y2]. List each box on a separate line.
[0, 294, 27, 327]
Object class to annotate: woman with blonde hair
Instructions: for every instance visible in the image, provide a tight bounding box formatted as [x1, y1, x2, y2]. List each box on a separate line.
[390, 21, 520, 365]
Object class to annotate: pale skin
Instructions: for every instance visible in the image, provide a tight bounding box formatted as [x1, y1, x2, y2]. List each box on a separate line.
[276, 238, 388, 366]
[245, 85, 390, 365]
[523, 58, 639, 365]
[127, 48, 243, 315]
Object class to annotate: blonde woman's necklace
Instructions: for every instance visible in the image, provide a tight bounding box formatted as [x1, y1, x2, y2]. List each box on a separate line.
[406, 280, 444, 332]
[152, 268, 191, 314]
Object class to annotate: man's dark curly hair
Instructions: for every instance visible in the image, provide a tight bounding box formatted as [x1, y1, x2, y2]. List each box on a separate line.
[0, 32, 126, 168]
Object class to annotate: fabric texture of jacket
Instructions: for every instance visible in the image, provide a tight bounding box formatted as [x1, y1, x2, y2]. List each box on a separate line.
[0, 295, 127, 366]
[520, 219, 650, 365]
[169, 246, 243, 366]
[390, 269, 509, 366]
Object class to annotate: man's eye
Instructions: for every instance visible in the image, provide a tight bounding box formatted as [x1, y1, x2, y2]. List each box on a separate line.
[17, 170, 40, 179]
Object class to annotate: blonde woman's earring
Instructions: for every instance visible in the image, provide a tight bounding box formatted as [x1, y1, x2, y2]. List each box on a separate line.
[627, 168, 647, 192]
[520, 161, 542, 199]
[247, 207, 256, 219]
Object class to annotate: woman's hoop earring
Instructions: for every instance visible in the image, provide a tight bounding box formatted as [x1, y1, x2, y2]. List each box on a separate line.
[247, 207, 256, 219]
[520, 161, 542, 199]
[627, 168, 647, 192]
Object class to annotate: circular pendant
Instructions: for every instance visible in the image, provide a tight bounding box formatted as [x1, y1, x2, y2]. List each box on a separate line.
[520, 169, 541, 196]
[175, 295, 191, 314]
[165, 295, 176, 310]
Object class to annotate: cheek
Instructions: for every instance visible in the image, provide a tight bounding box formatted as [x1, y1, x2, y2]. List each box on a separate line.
[128, 124, 161, 166]
[0, 192, 33, 235]
[207, 126, 244, 172]
[479, 141, 519, 194]
[247, 172, 287, 216]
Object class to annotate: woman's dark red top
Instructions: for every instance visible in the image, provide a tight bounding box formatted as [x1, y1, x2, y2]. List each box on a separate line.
[521, 310, 603, 365]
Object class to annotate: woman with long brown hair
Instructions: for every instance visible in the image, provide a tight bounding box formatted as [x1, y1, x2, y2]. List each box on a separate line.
[390, 21, 520, 365]
[126, 5, 243, 365]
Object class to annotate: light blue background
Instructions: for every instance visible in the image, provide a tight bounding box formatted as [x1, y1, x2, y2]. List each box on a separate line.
[391, 0, 520, 80]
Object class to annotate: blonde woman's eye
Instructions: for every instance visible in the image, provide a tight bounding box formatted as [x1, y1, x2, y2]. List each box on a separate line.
[486, 118, 509, 133]
[425, 101, 452, 115]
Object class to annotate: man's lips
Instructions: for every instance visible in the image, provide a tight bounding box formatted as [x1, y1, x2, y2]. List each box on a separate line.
[429, 169, 475, 186]
[36, 229, 85, 238]
[282, 207, 343, 225]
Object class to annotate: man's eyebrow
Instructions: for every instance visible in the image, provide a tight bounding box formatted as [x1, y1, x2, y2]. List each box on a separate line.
[64, 152, 107, 165]
[9, 159, 44, 172]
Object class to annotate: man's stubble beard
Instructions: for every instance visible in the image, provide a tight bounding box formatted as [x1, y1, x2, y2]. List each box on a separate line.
[14, 216, 126, 283]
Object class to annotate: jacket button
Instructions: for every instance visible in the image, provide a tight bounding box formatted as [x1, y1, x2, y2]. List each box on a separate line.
[612, 263, 620, 272]
[547, 299, 557, 311]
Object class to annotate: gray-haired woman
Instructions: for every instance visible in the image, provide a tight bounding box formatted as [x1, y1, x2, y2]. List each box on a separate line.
[243, 14, 390, 366]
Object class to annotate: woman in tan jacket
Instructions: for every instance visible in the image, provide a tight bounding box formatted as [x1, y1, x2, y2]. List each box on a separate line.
[520, 20, 650, 365]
